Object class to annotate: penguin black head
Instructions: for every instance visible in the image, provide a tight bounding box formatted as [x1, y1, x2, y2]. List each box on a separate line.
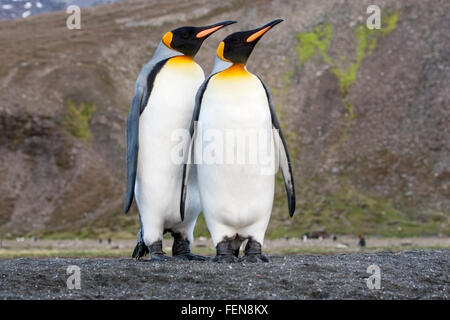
[162, 20, 237, 57]
[216, 19, 283, 64]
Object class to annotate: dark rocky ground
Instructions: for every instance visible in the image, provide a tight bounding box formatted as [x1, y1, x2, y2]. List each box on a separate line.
[0, 250, 448, 299]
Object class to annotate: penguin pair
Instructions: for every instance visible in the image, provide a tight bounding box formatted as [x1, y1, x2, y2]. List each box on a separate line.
[124, 20, 237, 261]
[125, 19, 295, 263]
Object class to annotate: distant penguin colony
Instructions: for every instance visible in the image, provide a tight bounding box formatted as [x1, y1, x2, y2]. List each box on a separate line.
[125, 19, 295, 263]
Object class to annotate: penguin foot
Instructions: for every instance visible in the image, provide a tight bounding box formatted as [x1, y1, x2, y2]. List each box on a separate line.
[211, 238, 242, 263]
[212, 254, 240, 263]
[174, 253, 209, 261]
[148, 240, 172, 262]
[132, 229, 149, 259]
[171, 232, 208, 261]
[150, 253, 173, 261]
[239, 253, 270, 263]
[240, 239, 270, 263]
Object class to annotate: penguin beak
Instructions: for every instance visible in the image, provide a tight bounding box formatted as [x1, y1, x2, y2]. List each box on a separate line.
[246, 19, 283, 42]
[196, 20, 237, 39]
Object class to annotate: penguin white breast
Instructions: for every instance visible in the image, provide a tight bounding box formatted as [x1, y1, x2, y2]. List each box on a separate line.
[203, 67, 271, 129]
[196, 65, 275, 231]
[136, 56, 204, 227]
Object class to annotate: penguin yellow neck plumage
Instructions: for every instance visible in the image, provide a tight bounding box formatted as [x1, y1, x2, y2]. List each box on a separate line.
[215, 63, 251, 79]
[165, 56, 201, 75]
[166, 55, 194, 65]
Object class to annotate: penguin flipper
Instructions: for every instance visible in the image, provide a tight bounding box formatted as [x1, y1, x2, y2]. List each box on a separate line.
[180, 75, 215, 220]
[180, 137, 193, 222]
[124, 85, 144, 214]
[124, 58, 171, 214]
[257, 76, 296, 217]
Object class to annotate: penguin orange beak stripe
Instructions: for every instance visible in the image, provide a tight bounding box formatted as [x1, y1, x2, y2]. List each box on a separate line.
[196, 25, 224, 38]
[246, 26, 271, 42]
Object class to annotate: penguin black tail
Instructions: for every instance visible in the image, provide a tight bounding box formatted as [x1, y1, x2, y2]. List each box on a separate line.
[132, 229, 149, 259]
[132, 243, 149, 259]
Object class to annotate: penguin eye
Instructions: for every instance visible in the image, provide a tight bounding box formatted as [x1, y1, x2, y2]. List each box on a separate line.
[181, 32, 190, 39]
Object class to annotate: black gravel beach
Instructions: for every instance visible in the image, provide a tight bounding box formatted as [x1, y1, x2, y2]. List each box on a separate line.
[0, 250, 448, 299]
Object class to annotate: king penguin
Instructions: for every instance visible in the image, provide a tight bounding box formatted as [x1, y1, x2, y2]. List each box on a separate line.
[125, 20, 237, 261]
[181, 19, 295, 263]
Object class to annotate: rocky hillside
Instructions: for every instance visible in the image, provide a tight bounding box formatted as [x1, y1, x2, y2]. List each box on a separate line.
[0, 0, 448, 238]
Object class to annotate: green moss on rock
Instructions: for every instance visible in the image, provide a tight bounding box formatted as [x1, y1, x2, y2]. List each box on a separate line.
[296, 11, 399, 95]
[63, 100, 96, 141]
[296, 24, 333, 64]
[333, 11, 399, 94]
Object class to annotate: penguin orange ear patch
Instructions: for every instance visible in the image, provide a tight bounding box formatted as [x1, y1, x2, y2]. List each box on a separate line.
[217, 41, 231, 62]
[162, 31, 173, 48]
